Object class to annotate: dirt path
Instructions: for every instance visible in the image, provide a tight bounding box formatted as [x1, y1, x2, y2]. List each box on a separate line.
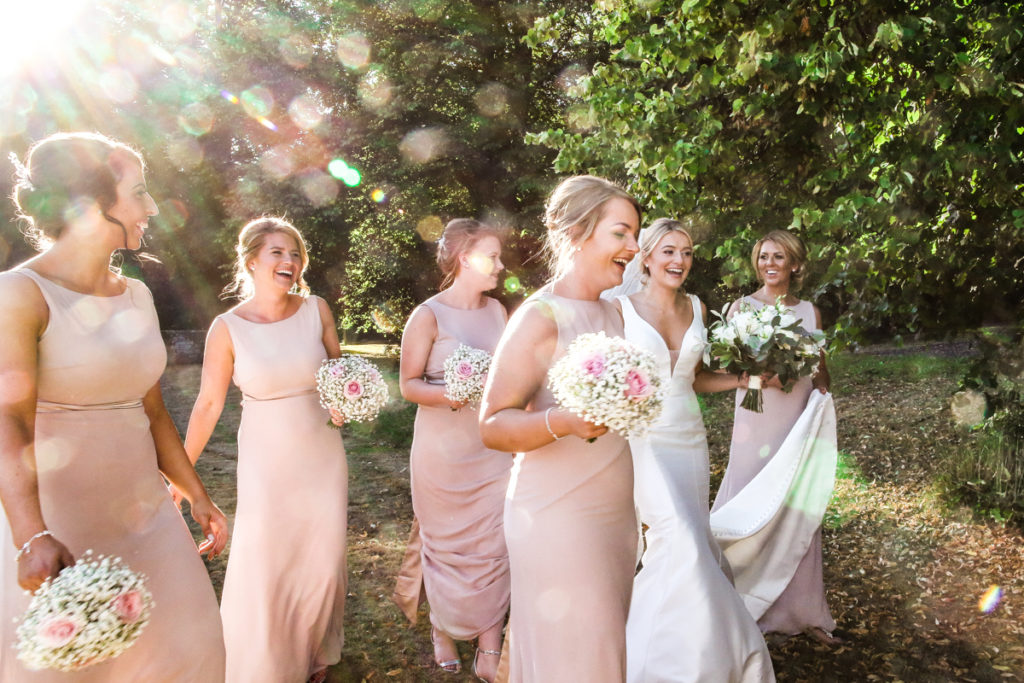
[160, 355, 1023, 682]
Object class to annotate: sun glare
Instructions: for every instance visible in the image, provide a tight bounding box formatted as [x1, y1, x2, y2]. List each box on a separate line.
[0, 0, 91, 79]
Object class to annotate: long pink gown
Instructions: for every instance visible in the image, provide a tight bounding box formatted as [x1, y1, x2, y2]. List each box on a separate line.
[711, 296, 836, 635]
[0, 269, 225, 682]
[392, 296, 511, 640]
[218, 296, 347, 682]
[500, 293, 637, 683]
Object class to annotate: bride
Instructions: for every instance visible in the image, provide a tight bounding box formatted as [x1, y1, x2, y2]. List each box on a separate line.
[609, 218, 775, 682]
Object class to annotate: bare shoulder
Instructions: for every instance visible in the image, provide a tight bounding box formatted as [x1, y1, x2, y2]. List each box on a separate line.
[0, 270, 47, 320]
[504, 297, 558, 342]
[405, 301, 438, 332]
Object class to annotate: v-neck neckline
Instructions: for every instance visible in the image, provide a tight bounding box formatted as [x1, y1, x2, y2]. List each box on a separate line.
[623, 294, 699, 377]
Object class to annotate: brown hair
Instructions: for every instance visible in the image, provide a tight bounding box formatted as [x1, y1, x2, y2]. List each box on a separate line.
[542, 175, 640, 279]
[222, 217, 311, 299]
[751, 229, 808, 290]
[11, 132, 145, 250]
[435, 218, 501, 289]
[639, 218, 694, 280]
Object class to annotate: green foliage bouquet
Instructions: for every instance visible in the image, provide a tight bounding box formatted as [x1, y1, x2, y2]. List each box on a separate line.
[705, 300, 826, 413]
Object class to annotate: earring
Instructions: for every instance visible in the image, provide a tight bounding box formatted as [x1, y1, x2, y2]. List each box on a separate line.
[249, 265, 255, 271]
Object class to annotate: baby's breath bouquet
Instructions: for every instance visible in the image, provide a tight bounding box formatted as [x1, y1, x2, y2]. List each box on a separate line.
[316, 355, 390, 423]
[704, 299, 826, 413]
[548, 331, 664, 438]
[443, 344, 492, 407]
[16, 552, 153, 672]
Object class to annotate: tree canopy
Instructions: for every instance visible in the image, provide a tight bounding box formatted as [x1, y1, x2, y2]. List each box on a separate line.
[530, 0, 1024, 342]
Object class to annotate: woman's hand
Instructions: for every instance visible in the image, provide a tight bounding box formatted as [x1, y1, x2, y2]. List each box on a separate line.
[448, 399, 468, 411]
[168, 483, 185, 510]
[328, 407, 346, 427]
[548, 408, 609, 441]
[736, 372, 750, 390]
[17, 534, 74, 592]
[188, 496, 229, 559]
[812, 359, 831, 394]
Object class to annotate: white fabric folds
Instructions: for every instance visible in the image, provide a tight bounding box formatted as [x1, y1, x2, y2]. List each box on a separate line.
[710, 391, 838, 621]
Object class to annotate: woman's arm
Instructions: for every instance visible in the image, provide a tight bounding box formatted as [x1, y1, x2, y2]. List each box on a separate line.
[399, 305, 461, 409]
[182, 319, 234, 465]
[146, 383, 228, 558]
[811, 304, 830, 394]
[0, 274, 75, 590]
[479, 301, 605, 452]
[316, 296, 342, 361]
[693, 299, 747, 393]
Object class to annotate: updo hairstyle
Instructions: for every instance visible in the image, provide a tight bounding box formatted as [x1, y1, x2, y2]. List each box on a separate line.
[542, 175, 640, 279]
[435, 218, 501, 289]
[638, 218, 694, 280]
[11, 132, 144, 250]
[222, 217, 310, 300]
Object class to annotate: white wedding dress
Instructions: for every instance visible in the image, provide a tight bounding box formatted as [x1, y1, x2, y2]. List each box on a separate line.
[620, 294, 775, 683]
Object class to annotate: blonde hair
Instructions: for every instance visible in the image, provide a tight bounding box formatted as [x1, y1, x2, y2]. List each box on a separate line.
[542, 175, 640, 279]
[639, 218, 694, 279]
[222, 217, 310, 300]
[751, 229, 808, 290]
[436, 218, 502, 289]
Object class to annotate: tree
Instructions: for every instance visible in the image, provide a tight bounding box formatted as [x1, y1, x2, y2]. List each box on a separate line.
[529, 0, 1024, 341]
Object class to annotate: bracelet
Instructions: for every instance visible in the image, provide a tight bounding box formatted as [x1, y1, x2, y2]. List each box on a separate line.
[544, 407, 563, 441]
[15, 530, 53, 563]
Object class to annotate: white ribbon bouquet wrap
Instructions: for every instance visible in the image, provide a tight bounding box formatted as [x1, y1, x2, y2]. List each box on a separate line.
[316, 355, 390, 423]
[16, 552, 153, 672]
[704, 299, 826, 412]
[547, 331, 665, 439]
[442, 344, 492, 407]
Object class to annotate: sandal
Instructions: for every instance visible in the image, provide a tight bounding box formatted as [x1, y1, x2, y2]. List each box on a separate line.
[473, 647, 501, 683]
[803, 626, 844, 646]
[431, 626, 461, 674]
[307, 670, 327, 683]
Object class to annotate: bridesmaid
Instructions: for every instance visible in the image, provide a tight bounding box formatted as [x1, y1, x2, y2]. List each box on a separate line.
[711, 228, 837, 643]
[0, 132, 227, 681]
[480, 175, 640, 682]
[392, 219, 510, 682]
[182, 217, 347, 683]
[616, 219, 774, 682]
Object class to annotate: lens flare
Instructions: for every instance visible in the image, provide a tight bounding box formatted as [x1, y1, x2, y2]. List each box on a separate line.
[278, 34, 313, 69]
[415, 216, 444, 241]
[336, 32, 371, 70]
[399, 127, 448, 164]
[297, 170, 338, 207]
[99, 68, 138, 103]
[978, 585, 1003, 614]
[220, 90, 239, 104]
[165, 136, 203, 169]
[503, 274, 521, 293]
[241, 86, 274, 118]
[474, 82, 510, 118]
[178, 102, 214, 136]
[256, 117, 278, 131]
[371, 189, 386, 203]
[288, 94, 323, 130]
[327, 159, 361, 187]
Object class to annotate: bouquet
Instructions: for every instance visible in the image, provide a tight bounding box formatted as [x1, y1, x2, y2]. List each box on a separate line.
[16, 552, 153, 672]
[316, 355, 390, 424]
[443, 344, 492, 407]
[704, 299, 826, 413]
[547, 331, 664, 439]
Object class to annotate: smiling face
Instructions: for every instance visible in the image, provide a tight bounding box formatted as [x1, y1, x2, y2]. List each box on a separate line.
[643, 230, 693, 291]
[249, 231, 304, 294]
[575, 196, 641, 291]
[459, 234, 504, 292]
[104, 154, 158, 250]
[756, 239, 798, 290]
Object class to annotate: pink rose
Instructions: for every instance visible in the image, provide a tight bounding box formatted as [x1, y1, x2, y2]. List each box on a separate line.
[624, 368, 654, 401]
[343, 380, 364, 400]
[37, 615, 80, 648]
[111, 590, 144, 624]
[456, 361, 475, 379]
[582, 353, 606, 377]
[329, 365, 346, 378]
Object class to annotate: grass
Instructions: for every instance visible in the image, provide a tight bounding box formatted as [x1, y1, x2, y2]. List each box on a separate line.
[160, 347, 1024, 681]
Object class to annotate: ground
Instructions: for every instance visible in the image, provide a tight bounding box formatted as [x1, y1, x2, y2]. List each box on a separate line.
[159, 351, 1024, 683]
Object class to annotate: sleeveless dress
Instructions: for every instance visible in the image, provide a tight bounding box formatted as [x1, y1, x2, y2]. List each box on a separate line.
[619, 294, 774, 683]
[500, 293, 638, 683]
[710, 296, 837, 635]
[391, 296, 511, 638]
[218, 296, 347, 682]
[0, 269, 225, 682]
